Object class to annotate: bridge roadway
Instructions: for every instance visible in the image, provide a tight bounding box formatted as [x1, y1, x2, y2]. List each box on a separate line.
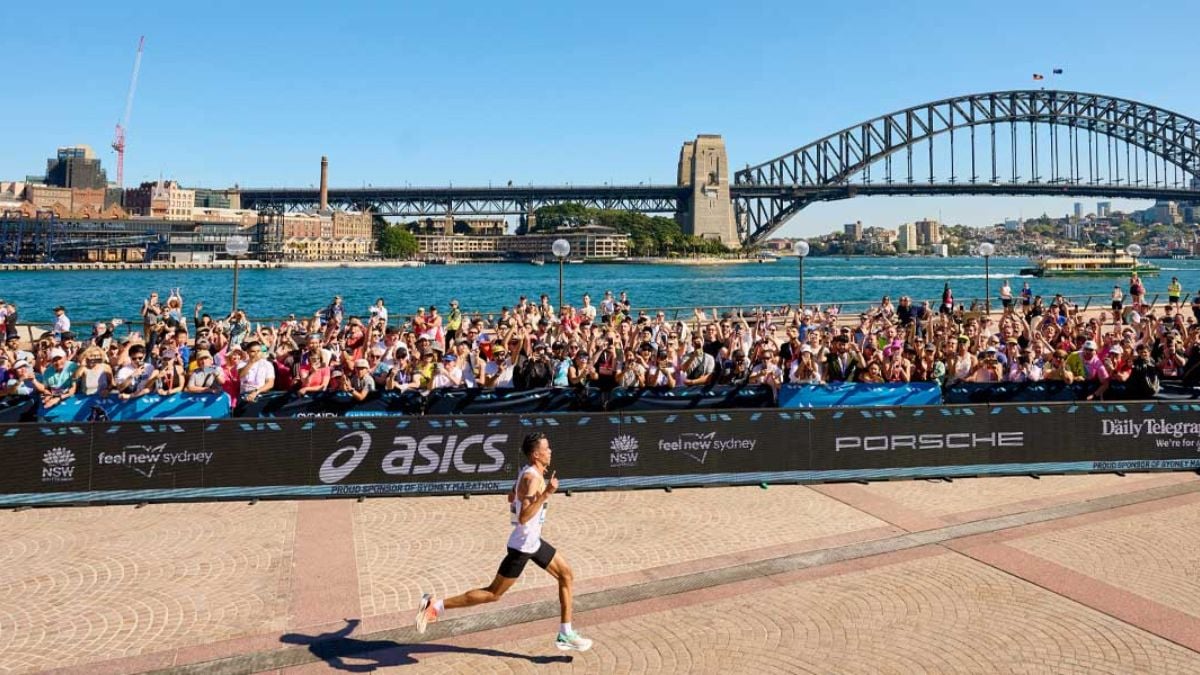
[240, 181, 1200, 218]
[7, 472, 1200, 672]
[240, 184, 689, 217]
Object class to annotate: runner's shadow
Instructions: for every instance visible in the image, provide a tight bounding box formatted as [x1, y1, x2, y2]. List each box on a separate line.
[280, 619, 573, 672]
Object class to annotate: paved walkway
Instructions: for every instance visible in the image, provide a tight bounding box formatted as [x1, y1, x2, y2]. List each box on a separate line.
[3, 472, 1200, 673]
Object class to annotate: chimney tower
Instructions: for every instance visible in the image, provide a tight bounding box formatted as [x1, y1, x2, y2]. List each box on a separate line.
[319, 155, 329, 212]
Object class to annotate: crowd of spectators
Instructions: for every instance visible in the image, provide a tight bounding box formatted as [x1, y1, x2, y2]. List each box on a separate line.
[3, 274, 1200, 411]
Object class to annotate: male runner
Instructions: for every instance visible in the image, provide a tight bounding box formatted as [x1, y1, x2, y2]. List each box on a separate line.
[415, 432, 592, 652]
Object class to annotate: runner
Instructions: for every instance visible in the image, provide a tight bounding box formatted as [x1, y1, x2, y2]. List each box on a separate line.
[414, 432, 593, 652]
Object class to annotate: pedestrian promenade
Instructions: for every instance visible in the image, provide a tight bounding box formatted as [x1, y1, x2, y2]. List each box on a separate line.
[4, 472, 1200, 673]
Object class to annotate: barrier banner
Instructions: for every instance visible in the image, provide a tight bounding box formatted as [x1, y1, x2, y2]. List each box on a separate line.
[0, 423, 92, 495]
[779, 382, 942, 409]
[942, 381, 1085, 405]
[0, 396, 39, 423]
[89, 421, 210, 491]
[199, 419, 312, 487]
[806, 406, 1075, 475]
[423, 387, 598, 415]
[603, 411, 801, 481]
[606, 385, 776, 411]
[305, 416, 524, 497]
[44, 393, 231, 422]
[4, 402, 1200, 506]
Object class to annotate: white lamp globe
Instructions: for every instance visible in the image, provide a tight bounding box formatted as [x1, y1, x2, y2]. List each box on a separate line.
[793, 240, 811, 257]
[225, 235, 249, 257]
[1126, 244, 1142, 257]
[552, 238, 571, 258]
[977, 242, 995, 257]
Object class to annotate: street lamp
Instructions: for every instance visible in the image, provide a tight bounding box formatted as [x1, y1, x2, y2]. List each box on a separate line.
[977, 241, 995, 314]
[793, 240, 811, 310]
[225, 234, 250, 313]
[552, 238, 571, 312]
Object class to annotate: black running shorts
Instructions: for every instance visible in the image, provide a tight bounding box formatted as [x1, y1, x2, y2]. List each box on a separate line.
[497, 539, 557, 579]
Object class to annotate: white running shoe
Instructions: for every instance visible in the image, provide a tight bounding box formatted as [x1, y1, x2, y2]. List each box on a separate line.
[555, 630, 593, 652]
[415, 593, 436, 634]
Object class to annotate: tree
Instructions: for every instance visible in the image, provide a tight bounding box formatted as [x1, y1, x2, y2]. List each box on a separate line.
[377, 226, 419, 258]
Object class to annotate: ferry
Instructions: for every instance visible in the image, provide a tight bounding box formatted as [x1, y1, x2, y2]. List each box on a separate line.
[1018, 248, 1160, 277]
[529, 257, 545, 266]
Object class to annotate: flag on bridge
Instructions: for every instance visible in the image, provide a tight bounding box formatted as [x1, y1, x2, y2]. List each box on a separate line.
[1052, 68, 1064, 74]
[1032, 73, 1045, 80]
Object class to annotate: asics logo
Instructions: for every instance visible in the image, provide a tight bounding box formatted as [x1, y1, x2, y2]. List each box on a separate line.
[319, 431, 509, 484]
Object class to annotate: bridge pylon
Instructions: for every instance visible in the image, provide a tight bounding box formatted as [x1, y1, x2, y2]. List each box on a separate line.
[676, 135, 738, 247]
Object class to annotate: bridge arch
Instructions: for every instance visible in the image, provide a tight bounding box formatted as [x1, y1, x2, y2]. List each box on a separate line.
[733, 90, 1200, 245]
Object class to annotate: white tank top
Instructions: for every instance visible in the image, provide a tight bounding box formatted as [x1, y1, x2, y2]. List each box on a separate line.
[507, 466, 546, 553]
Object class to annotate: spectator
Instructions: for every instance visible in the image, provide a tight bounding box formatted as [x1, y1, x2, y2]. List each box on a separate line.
[185, 351, 225, 394]
[238, 341, 275, 403]
[115, 345, 156, 400]
[824, 334, 862, 383]
[343, 358, 376, 401]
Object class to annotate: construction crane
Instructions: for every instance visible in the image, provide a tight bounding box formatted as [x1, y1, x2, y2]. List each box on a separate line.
[111, 36, 145, 189]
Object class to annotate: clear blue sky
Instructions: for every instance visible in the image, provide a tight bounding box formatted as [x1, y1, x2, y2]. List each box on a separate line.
[3, 0, 1197, 236]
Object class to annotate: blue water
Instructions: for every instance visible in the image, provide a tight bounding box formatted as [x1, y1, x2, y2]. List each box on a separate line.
[3, 257, 1200, 325]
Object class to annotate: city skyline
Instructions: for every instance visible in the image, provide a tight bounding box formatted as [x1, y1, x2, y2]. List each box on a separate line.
[2, 0, 1196, 237]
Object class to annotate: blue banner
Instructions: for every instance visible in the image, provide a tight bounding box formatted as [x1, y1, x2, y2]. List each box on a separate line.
[778, 382, 943, 409]
[43, 393, 231, 422]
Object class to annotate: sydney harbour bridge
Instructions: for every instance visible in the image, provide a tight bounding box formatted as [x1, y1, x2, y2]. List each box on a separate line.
[240, 90, 1200, 248]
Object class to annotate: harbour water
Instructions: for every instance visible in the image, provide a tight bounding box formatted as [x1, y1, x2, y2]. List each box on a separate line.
[3, 257, 1200, 324]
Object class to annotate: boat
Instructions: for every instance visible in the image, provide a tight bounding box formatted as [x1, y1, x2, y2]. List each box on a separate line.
[529, 257, 545, 266]
[567, 259, 584, 264]
[1018, 248, 1161, 277]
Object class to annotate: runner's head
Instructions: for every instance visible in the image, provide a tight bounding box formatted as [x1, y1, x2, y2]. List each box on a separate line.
[522, 432, 550, 464]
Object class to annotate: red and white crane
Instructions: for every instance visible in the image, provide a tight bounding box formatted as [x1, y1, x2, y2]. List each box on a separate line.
[111, 36, 145, 189]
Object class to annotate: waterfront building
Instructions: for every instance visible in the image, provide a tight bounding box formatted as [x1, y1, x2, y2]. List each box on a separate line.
[915, 218, 941, 245]
[897, 223, 917, 252]
[1073, 202, 1083, 221]
[1097, 201, 1111, 218]
[1004, 218, 1021, 232]
[270, 210, 374, 260]
[415, 227, 629, 260]
[843, 221, 863, 241]
[25, 184, 73, 211]
[123, 181, 196, 220]
[193, 188, 242, 210]
[43, 145, 108, 189]
[1153, 201, 1182, 225]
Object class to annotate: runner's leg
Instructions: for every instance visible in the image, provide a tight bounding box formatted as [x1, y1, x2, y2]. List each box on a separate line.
[444, 573, 518, 609]
[544, 553, 573, 624]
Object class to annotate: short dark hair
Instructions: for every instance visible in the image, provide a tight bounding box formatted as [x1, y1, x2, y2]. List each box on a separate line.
[522, 432, 548, 457]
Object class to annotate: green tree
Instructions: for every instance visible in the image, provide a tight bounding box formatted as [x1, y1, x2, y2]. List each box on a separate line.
[377, 226, 419, 258]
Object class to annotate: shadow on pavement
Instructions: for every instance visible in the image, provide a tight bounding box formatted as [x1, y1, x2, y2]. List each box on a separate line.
[280, 619, 573, 672]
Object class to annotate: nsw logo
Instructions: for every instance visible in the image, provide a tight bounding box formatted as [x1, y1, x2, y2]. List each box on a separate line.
[609, 434, 639, 468]
[42, 447, 76, 483]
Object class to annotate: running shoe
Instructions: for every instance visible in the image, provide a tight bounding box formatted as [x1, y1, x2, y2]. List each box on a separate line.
[415, 593, 437, 634]
[555, 630, 593, 652]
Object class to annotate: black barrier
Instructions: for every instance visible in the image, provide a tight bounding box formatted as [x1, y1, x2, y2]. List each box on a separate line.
[0, 396, 39, 423]
[5, 401, 1200, 507]
[606, 385, 776, 411]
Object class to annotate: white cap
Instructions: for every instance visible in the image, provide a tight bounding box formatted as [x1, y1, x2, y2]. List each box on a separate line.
[1109, 345, 1123, 355]
[48, 348, 66, 359]
[1083, 340, 1098, 350]
[11, 360, 28, 369]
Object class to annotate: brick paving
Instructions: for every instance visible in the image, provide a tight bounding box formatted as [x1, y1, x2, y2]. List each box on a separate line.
[2, 473, 1200, 673]
[381, 552, 1200, 674]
